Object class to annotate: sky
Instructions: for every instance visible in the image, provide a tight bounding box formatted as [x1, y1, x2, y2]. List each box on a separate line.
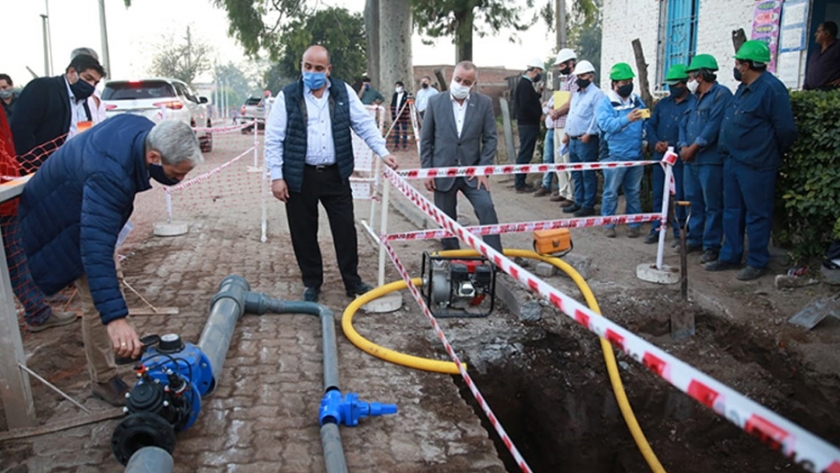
[1, 0, 555, 90]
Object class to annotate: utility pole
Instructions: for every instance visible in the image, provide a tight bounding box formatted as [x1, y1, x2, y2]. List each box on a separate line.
[40, 14, 50, 76]
[98, 0, 112, 75]
[556, 0, 567, 50]
[45, 0, 53, 75]
[186, 26, 192, 83]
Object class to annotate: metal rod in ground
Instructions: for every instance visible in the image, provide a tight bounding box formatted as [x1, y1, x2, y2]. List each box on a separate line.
[17, 363, 90, 414]
[122, 280, 159, 313]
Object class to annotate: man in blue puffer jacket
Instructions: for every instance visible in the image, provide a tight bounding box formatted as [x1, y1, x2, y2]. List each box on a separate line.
[18, 115, 203, 405]
[596, 62, 647, 238]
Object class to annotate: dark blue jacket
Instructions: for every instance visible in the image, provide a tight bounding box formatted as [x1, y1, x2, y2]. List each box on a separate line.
[646, 93, 692, 160]
[19, 114, 154, 324]
[719, 72, 797, 170]
[679, 82, 732, 165]
[282, 78, 354, 193]
[10, 75, 72, 171]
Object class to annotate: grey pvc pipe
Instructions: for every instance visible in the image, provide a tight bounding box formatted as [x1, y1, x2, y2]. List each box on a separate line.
[124, 446, 174, 473]
[198, 275, 250, 387]
[320, 423, 349, 473]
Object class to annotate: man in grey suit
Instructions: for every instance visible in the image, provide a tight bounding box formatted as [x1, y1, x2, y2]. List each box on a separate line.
[420, 61, 502, 253]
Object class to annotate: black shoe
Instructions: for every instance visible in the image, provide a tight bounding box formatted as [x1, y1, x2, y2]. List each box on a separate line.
[346, 282, 373, 298]
[515, 184, 537, 194]
[704, 260, 740, 272]
[700, 249, 719, 264]
[573, 207, 596, 217]
[303, 287, 321, 302]
[626, 227, 641, 238]
[644, 233, 658, 244]
[737, 266, 764, 281]
[562, 204, 581, 214]
[92, 376, 131, 407]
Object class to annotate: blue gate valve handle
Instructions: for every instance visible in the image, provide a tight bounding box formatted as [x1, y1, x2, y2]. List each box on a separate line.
[319, 391, 398, 427]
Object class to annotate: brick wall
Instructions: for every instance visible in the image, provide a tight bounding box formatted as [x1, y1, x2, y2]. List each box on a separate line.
[696, 0, 756, 91]
[410, 65, 518, 116]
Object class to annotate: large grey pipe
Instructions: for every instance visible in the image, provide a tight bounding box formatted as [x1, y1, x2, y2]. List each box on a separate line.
[124, 447, 173, 473]
[197, 275, 250, 389]
[243, 292, 346, 473]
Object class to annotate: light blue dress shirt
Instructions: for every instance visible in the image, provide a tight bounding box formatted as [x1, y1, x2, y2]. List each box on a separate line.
[564, 84, 604, 138]
[415, 86, 439, 112]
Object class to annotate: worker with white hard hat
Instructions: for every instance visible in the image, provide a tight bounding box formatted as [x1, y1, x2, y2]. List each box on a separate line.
[513, 57, 546, 192]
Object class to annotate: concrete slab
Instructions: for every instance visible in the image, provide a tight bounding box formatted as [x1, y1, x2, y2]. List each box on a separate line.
[153, 221, 189, 237]
[636, 263, 680, 285]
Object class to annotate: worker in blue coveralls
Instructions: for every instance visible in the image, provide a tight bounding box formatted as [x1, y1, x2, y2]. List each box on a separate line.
[704, 41, 797, 281]
[644, 64, 691, 246]
[678, 54, 733, 265]
[596, 62, 647, 239]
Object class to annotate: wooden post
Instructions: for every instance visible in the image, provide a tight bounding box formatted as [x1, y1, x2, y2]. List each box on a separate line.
[732, 28, 747, 53]
[434, 69, 448, 92]
[0, 179, 37, 429]
[499, 97, 516, 165]
[632, 38, 654, 108]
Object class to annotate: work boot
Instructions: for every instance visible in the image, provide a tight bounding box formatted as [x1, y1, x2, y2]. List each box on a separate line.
[303, 287, 321, 302]
[605, 227, 617, 238]
[700, 249, 719, 264]
[678, 244, 703, 254]
[573, 207, 596, 218]
[92, 376, 131, 407]
[515, 184, 536, 194]
[533, 187, 551, 197]
[562, 204, 581, 214]
[27, 311, 77, 333]
[704, 260, 740, 272]
[670, 239, 681, 249]
[346, 282, 373, 298]
[549, 193, 566, 202]
[627, 227, 640, 238]
[736, 266, 764, 281]
[559, 199, 576, 207]
[644, 233, 658, 244]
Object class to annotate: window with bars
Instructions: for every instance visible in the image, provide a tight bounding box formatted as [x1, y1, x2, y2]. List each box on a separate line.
[660, 0, 700, 84]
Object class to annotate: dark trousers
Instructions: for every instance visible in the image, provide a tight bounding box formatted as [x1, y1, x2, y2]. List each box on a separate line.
[433, 177, 503, 253]
[568, 137, 599, 209]
[515, 123, 540, 189]
[285, 165, 362, 290]
[1, 215, 51, 325]
[683, 163, 724, 250]
[392, 117, 408, 149]
[718, 159, 777, 268]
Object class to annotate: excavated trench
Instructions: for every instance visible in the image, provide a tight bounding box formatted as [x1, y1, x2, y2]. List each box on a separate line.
[457, 292, 840, 473]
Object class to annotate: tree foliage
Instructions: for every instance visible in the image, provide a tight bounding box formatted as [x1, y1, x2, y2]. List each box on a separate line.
[212, 0, 309, 60]
[147, 27, 213, 85]
[214, 61, 261, 106]
[272, 7, 367, 84]
[566, 0, 602, 83]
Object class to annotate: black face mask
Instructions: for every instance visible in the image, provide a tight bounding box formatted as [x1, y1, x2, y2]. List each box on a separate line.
[422, 82, 429, 89]
[670, 85, 687, 97]
[533, 73, 542, 83]
[575, 77, 591, 89]
[149, 163, 181, 186]
[70, 79, 96, 101]
[559, 66, 571, 76]
[733, 66, 743, 82]
[617, 83, 634, 98]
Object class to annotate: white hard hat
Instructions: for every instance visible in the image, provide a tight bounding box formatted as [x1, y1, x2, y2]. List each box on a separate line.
[555, 48, 577, 65]
[575, 60, 596, 75]
[526, 58, 545, 70]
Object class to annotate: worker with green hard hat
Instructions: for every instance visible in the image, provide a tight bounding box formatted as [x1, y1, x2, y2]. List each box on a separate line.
[643, 64, 691, 245]
[677, 53, 732, 264]
[704, 40, 797, 281]
[595, 62, 647, 238]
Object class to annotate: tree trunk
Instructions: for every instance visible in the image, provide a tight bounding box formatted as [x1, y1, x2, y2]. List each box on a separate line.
[364, 0, 380, 85]
[732, 28, 747, 53]
[631, 38, 653, 108]
[378, 0, 413, 94]
[454, 8, 474, 62]
[555, 0, 566, 50]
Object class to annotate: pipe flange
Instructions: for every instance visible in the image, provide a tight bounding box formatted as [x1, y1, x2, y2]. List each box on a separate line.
[111, 412, 176, 466]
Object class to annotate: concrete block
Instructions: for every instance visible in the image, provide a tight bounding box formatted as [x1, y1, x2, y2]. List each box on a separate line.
[495, 279, 542, 322]
[154, 221, 189, 237]
[774, 274, 819, 290]
[821, 265, 840, 286]
[535, 262, 557, 278]
[560, 253, 594, 280]
[361, 292, 403, 313]
[635, 263, 679, 285]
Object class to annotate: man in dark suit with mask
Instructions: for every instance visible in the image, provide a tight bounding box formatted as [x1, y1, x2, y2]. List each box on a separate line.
[10, 54, 105, 173]
[420, 60, 503, 253]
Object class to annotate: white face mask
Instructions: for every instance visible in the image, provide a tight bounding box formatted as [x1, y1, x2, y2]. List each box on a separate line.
[449, 80, 471, 100]
[395, 86, 403, 93]
[687, 79, 699, 94]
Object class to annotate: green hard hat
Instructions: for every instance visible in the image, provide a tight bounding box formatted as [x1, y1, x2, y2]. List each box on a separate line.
[734, 40, 771, 64]
[609, 62, 635, 81]
[664, 64, 689, 83]
[687, 54, 719, 72]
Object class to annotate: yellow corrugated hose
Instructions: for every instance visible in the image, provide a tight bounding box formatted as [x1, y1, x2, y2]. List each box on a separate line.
[341, 249, 666, 472]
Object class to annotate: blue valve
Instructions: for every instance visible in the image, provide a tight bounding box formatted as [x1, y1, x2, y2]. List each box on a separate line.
[319, 390, 398, 427]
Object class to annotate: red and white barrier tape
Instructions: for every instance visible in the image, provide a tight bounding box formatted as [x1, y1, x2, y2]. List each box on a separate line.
[381, 239, 533, 473]
[381, 166, 840, 472]
[192, 121, 255, 134]
[383, 213, 662, 242]
[399, 160, 657, 180]
[167, 147, 255, 192]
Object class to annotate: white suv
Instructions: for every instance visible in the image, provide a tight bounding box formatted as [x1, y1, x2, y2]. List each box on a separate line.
[102, 78, 213, 152]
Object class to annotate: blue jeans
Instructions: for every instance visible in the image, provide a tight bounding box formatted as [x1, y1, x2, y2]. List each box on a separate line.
[541, 129, 555, 190]
[515, 124, 540, 189]
[719, 159, 777, 268]
[650, 159, 686, 237]
[568, 137, 599, 209]
[601, 158, 644, 229]
[683, 163, 724, 250]
[0, 215, 51, 325]
[392, 117, 408, 148]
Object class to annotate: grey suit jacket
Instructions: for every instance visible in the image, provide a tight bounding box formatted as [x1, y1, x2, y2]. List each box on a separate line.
[420, 91, 497, 192]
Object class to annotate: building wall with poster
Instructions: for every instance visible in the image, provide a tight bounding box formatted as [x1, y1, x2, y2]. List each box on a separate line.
[600, 0, 839, 94]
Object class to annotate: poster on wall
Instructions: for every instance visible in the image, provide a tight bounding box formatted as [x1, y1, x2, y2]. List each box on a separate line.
[779, 0, 809, 53]
[751, 0, 783, 72]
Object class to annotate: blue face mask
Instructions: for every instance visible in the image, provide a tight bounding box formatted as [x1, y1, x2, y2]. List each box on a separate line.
[303, 71, 327, 90]
[149, 163, 181, 186]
